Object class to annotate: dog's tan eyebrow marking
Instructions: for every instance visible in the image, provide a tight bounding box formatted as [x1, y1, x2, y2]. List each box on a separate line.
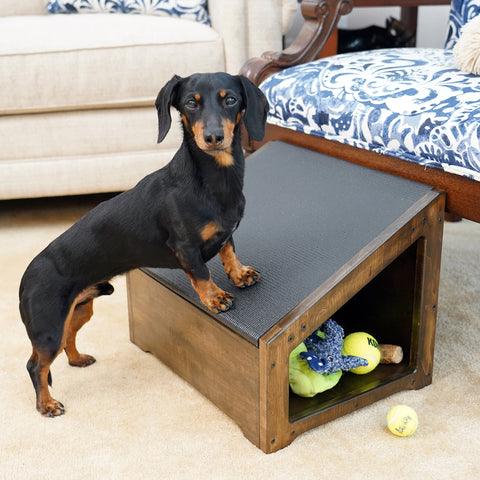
[194, 93, 201, 101]
[219, 90, 226, 98]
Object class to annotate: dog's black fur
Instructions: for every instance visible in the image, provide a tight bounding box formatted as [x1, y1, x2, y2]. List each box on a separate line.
[19, 72, 268, 417]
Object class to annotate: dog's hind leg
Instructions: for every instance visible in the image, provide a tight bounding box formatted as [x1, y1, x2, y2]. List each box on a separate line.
[21, 283, 69, 417]
[64, 299, 96, 367]
[22, 281, 114, 416]
[26, 296, 93, 416]
[64, 282, 114, 367]
[27, 344, 65, 417]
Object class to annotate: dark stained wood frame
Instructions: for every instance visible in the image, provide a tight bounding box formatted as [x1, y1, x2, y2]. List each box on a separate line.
[241, 0, 480, 223]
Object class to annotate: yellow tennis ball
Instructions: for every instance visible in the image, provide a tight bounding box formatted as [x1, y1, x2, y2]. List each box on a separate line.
[342, 332, 380, 374]
[387, 405, 418, 437]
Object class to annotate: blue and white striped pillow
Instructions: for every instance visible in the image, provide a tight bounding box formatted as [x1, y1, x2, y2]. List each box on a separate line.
[46, 0, 210, 26]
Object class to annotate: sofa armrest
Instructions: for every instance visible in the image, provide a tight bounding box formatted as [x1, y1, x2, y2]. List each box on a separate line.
[209, 0, 298, 74]
[241, 0, 353, 84]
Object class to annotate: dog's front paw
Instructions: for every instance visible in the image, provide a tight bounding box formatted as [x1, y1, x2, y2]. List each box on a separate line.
[229, 266, 260, 288]
[204, 290, 234, 313]
[191, 277, 235, 313]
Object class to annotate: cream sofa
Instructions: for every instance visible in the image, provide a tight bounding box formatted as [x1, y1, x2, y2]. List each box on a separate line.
[0, 0, 297, 199]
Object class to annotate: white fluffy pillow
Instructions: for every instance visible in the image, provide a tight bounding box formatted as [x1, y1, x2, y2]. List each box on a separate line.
[454, 15, 480, 74]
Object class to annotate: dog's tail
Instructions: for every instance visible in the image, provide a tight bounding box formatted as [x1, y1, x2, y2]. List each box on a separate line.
[96, 282, 115, 297]
[75, 282, 114, 307]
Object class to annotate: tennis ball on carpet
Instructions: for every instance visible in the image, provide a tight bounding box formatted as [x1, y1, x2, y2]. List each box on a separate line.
[387, 405, 418, 437]
[342, 332, 380, 374]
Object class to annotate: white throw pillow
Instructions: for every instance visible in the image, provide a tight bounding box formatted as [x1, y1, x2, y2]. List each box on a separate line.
[454, 15, 480, 74]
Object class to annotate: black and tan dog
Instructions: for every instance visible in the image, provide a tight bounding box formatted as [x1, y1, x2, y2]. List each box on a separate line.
[19, 72, 268, 417]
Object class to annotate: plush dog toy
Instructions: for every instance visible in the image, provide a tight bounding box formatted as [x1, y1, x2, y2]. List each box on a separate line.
[289, 319, 367, 397]
[301, 319, 368, 374]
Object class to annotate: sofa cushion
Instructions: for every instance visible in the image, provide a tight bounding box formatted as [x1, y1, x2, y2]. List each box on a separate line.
[46, 0, 210, 26]
[0, 107, 181, 161]
[0, 14, 223, 115]
[260, 48, 480, 182]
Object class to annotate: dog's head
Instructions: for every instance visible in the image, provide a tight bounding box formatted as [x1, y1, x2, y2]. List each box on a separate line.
[155, 72, 269, 155]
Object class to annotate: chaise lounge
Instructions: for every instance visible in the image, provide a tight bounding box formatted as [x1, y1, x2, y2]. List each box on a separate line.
[242, 0, 480, 223]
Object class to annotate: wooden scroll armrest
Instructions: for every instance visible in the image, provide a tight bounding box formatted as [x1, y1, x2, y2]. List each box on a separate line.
[240, 0, 354, 85]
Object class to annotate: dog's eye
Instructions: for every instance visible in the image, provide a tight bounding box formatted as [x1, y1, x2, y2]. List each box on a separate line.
[185, 99, 198, 109]
[224, 96, 238, 107]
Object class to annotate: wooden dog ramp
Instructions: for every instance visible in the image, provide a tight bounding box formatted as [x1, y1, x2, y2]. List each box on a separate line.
[127, 141, 444, 453]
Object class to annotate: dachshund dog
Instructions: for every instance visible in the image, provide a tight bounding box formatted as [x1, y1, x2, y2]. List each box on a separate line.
[19, 72, 268, 417]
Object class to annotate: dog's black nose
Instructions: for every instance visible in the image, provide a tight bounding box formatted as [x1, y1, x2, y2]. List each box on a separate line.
[205, 132, 224, 146]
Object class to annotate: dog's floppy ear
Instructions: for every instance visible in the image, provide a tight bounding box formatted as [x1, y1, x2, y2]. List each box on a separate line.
[238, 75, 269, 141]
[155, 74, 183, 144]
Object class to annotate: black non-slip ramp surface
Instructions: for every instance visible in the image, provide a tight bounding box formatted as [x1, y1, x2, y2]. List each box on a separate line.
[146, 141, 435, 345]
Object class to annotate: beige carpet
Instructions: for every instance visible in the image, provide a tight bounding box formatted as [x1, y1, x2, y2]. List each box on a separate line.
[1, 197, 479, 479]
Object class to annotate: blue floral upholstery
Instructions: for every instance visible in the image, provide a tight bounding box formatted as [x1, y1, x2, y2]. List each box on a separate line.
[260, 0, 480, 182]
[445, 0, 480, 49]
[47, 0, 210, 25]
